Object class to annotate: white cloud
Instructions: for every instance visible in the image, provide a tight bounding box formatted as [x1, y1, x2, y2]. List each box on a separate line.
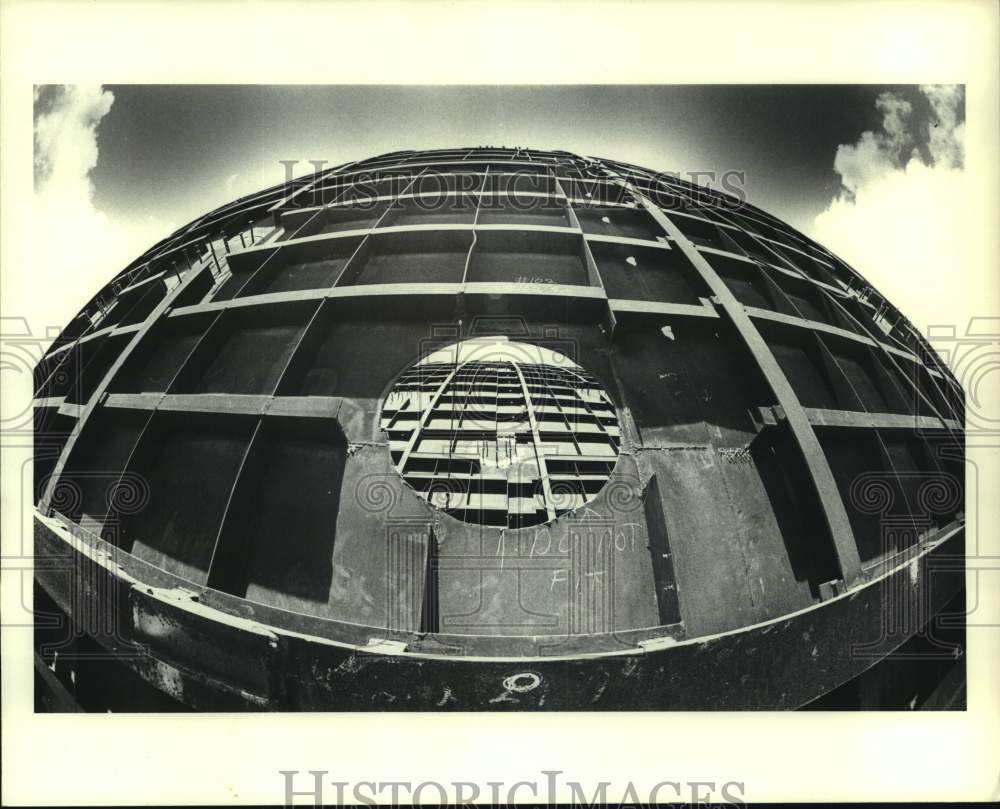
[813, 85, 988, 352]
[28, 85, 173, 337]
[830, 93, 914, 196]
[922, 84, 965, 168]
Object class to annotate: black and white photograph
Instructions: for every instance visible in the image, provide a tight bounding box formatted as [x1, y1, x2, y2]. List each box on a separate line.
[2, 1, 997, 805]
[27, 84, 971, 713]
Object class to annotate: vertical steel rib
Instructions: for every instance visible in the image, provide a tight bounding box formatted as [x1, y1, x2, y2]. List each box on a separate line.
[607, 170, 864, 586]
[395, 361, 467, 472]
[511, 361, 557, 522]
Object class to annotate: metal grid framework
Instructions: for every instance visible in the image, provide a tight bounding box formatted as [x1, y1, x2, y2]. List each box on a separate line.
[381, 354, 621, 527]
[32, 146, 965, 668]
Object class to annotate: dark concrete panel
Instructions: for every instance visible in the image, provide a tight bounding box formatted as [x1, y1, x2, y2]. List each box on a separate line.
[239, 258, 348, 296]
[613, 324, 765, 447]
[769, 339, 840, 410]
[55, 407, 150, 526]
[64, 334, 130, 405]
[575, 206, 662, 241]
[110, 314, 214, 394]
[591, 242, 706, 304]
[209, 425, 348, 614]
[122, 417, 254, 584]
[818, 429, 893, 565]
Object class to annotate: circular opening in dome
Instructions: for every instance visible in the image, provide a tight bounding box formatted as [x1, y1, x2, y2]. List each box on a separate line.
[379, 337, 622, 528]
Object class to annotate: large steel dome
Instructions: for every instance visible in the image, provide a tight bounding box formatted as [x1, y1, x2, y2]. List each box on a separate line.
[33, 147, 965, 710]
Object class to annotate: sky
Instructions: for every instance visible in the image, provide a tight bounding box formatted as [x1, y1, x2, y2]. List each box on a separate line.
[31, 83, 973, 347]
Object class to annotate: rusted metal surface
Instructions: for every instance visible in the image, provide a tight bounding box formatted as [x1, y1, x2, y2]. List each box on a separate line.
[35, 513, 964, 710]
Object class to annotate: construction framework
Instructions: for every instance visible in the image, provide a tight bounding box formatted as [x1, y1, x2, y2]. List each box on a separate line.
[33, 147, 965, 710]
[381, 354, 621, 528]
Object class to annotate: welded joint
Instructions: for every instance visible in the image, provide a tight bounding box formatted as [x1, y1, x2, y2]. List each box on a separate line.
[817, 580, 844, 601]
[748, 404, 786, 434]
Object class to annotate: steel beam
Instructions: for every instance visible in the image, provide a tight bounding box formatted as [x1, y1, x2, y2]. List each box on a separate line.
[611, 173, 864, 586]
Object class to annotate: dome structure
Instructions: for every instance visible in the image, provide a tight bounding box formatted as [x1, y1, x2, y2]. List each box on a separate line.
[33, 147, 965, 710]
